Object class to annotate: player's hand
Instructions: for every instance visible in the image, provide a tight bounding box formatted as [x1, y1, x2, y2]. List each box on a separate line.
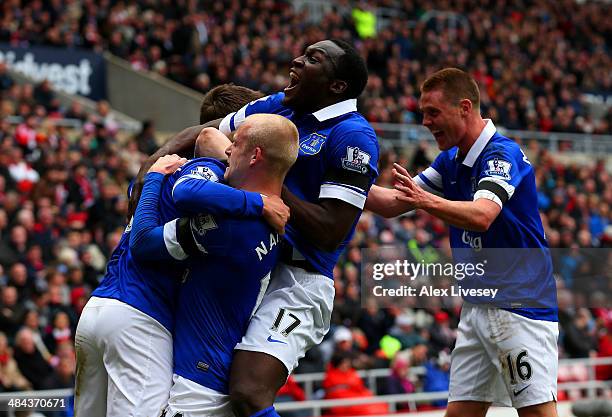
[195, 127, 232, 161]
[262, 194, 290, 235]
[392, 163, 432, 209]
[148, 154, 188, 175]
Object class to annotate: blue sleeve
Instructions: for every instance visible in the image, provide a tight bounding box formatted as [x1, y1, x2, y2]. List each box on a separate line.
[320, 125, 379, 209]
[219, 93, 285, 134]
[172, 172, 263, 218]
[474, 141, 530, 206]
[129, 172, 176, 262]
[416, 153, 446, 196]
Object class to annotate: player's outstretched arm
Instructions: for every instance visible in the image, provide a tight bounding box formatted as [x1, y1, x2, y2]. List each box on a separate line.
[393, 164, 501, 232]
[172, 176, 289, 234]
[128, 119, 223, 218]
[365, 185, 416, 218]
[129, 155, 188, 261]
[281, 186, 361, 252]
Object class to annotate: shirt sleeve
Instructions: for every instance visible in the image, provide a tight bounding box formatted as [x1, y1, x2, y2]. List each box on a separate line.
[171, 159, 263, 217]
[319, 128, 379, 209]
[473, 144, 528, 209]
[219, 93, 285, 134]
[129, 172, 177, 262]
[150, 215, 229, 262]
[415, 153, 445, 197]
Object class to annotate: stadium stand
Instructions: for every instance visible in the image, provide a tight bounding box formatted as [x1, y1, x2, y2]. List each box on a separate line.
[1, 0, 610, 133]
[0, 0, 610, 415]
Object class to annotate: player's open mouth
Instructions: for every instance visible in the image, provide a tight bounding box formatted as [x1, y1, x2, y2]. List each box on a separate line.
[284, 71, 300, 92]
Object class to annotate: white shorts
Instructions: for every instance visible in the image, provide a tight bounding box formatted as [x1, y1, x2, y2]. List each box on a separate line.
[235, 262, 335, 373]
[160, 374, 234, 417]
[448, 304, 559, 409]
[74, 297, 173, 417]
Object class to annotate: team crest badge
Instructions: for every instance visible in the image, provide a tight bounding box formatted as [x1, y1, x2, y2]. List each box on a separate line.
[299, 133, 326, 155]
[484, 158, 512, 180]
[342, 146, 371, 174]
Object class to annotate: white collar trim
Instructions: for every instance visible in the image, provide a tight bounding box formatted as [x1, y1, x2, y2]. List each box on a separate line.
[462, 119, 496, 167]
[312, 99, 357, 121]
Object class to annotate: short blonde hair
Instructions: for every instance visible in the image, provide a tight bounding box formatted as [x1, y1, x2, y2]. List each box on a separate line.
[421, 68, 480, 110]
[239, 114, 299, 178]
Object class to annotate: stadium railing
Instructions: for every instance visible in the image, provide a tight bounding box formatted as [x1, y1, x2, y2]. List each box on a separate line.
[371, 122, 612, 154]
[0, 357, 609, 416]
[292, 357, 612, 399]
[274, 380, 611, 415]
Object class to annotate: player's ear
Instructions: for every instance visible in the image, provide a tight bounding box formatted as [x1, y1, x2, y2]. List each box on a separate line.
[250, 147, 263, 166]
[330, 80, 348, 96]
[459, 98, 472, 116]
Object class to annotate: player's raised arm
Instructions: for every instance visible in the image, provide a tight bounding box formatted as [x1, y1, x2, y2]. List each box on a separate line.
[129, 155, 189, 262]
[171, 163, 289, 235]
[128, 121, 221, 218]
[393, 163, 501, 232]
[167, 127, 288, 233]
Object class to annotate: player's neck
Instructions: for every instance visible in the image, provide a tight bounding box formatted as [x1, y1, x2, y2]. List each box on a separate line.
[238, 177, 282, 198]
[457, 114, 487, 157]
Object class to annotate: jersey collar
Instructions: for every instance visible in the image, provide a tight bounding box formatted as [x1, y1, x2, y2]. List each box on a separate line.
[311, 99, 357, 122]
[461, 119, 496, 167]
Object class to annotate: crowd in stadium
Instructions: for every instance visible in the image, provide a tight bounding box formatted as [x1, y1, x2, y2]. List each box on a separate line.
[1, 0, 611, 134]
[0, 0, 611, 413]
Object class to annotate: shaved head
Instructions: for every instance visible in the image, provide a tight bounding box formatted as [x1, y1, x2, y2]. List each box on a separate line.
[238, 114, 299, 177]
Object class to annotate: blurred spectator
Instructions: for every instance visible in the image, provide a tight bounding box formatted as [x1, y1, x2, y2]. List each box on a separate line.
[42, 355, 75, 390]
[0, 287, 25, 339]
[0, 331, 31, 392]
[44, 311, 72, 355]
[423, 350, 451, 407]
[0, 63, 14, 92]
[383, 349, 415, 396]
[331, 326, 373, 370]
[323, 351, 389, 416]
[357, 299, 394, 355]
[563, 308, 598, 358]
[428, 311, 456, 353]
[13, 328, 53, 390]
[390, 312, 426, 349]
[21, 309, 52, 362]
[596, 321, 612, 381]
[135, 120, 158, 156]
[276, 376, 308, 417]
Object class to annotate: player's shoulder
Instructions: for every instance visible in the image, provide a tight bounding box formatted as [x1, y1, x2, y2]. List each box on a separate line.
[328, 113, 378, 151]
[175, 157, 226, 182]
[483, 133, 521, 157]
[331, 111, 375, 135]
[249, 92, 286, 111]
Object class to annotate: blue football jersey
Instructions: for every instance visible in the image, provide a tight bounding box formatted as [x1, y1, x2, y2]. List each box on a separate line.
[171, 215, 279, 393]
[92, 157, 227, 331]
[219, 92, 380, 278]
[416, 120, 557, 321]
[128, 160, 280, 394]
